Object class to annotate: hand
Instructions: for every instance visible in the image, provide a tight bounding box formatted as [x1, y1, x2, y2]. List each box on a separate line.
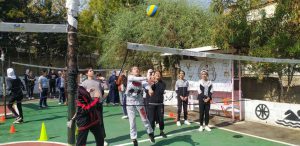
[184, 96, 188, 101]
[149, 89, 154, 96]
[180, 96, 184, 100]
[204, 98, 210, 103]
[67, 120, 73, 128]
[88, 88, 95, 93]
[94, 91, 101, 98]
[39, 87, 42, 92]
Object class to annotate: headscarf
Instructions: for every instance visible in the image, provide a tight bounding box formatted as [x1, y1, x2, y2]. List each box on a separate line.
[7, 68, 16, 79]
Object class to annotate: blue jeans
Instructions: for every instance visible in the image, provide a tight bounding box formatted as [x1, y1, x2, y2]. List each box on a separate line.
[119, 91, 127, 116]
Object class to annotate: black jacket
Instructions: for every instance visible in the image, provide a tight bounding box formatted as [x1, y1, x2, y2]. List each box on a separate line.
[76, 86, 100, 131]
[6, 77, 25, 98]
[149, 80, 166, 104]
[198, 82, 213, 104]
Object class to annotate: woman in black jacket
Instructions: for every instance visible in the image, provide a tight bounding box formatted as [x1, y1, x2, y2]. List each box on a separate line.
[6, 68, 25, 124]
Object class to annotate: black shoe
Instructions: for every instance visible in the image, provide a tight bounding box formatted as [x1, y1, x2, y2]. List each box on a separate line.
[133, 139, 138, 146]
[149, 133, 155, 143]
[160, 132, 167, 138]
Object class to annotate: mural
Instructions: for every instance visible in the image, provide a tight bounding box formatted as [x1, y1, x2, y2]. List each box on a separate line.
[276, 110, 300, 128]
[180, 59, 232, 92]
[255, 104, 270, 120]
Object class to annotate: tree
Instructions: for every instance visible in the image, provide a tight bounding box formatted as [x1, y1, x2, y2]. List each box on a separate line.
[211, 0, 300, 102]
[0, 0, 67, 62]
[94, 0, 214, 88]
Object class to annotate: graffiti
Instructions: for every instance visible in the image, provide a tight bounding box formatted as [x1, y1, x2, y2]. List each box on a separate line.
[276, 110, 300, 128]
[255, 104, 270, 120]
[164, 91, 176, 102]
[198, 62, 216, 81]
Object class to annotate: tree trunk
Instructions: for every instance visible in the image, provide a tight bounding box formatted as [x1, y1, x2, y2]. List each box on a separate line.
[277, 71, 283, 102]
[66, 0, 79, 145]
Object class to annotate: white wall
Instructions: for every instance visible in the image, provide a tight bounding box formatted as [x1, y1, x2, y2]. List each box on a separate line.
[243, 99, 300, 129]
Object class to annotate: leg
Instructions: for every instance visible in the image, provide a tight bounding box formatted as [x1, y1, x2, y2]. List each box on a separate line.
[147, 105, 156, 131]
[30, 86, 34, 98]
[127, 104, 137, 139]
[204, 104, 211, 126]
[122, 94, 127, 116]
[76, 129, 89, 146]
[90, 124, 104, 146]
[39, 92, 43, 108]
[61, 88, 66, 103]
[177, 97, 182, 121]
[183, 99, 188, 120]
[199, 102, 205, 126]
[8, 97, 19, 117]
[136, 104, 153, 134]
[158, 105, 164, 131]
[16, 98, 23, 120]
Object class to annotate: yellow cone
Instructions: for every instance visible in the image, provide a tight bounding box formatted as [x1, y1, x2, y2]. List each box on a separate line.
[38, 122, 48, 141]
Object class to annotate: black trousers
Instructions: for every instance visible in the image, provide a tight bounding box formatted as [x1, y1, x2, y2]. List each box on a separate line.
[76, 124, 104, 146]
[98, 103, 106, 138]
[177, 97, 188, 120]
[39, 88, 48, 107]
[28, 85, 34, 97]
[199, 102, 210, 126]
[59, 88, 65, 103]
[49, 80, 56, 96]
[147, 104, 164, 131]
[8, 96, 23, 119]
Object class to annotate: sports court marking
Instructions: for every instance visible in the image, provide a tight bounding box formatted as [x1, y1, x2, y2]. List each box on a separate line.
[115, 128, 198, 146]
[116, 114, 296, 146]
[195, 121, 295, 146]
[0, 141, 68, 146]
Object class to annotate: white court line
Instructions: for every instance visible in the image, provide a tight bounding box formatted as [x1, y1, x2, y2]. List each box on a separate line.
[193, 121, 297, 146]
[115, 128, 198, 146]
[0, 141, 68, 146]
[117, 114, 297, 146]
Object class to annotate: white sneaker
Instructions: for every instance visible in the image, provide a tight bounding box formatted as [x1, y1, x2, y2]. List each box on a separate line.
[104, 140, 108, 146]
[184, 120, 191, 125]
[122, 116, 128, 119]
[205, 126, 211, 132]
[198, 126, 203, 132]
[176, 121, 181, 126]
[58, 102, 62, 105]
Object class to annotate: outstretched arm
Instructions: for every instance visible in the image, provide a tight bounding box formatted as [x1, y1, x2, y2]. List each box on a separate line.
[128, 76, 147, 82]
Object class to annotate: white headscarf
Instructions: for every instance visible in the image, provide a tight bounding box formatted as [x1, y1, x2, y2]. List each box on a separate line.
[7, 68, 16, 79]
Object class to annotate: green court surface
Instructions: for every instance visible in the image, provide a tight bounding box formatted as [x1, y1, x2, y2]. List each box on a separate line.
[0, 100, 287, 146]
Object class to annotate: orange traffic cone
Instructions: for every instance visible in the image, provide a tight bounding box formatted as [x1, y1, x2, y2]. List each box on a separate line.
[10, 124, 16, 134]
[169, 112, 175, 118]
[0, 116, 5, 123]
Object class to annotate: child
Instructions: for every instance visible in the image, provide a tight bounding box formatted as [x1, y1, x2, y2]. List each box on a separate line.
[147, 70, 167, 138]
[126, 66, 155, 146]
[74, 86, 104, 146]
[81, 68, 107, 146]
[175, 70, 191, 126]
[38, 70, 49, 108]
[56, 71, 65, 104]
[6, 68, 25, 123]
[48, 69, 58, 98]
[198, 70, 213, 132]
[28, 70, 36, 100]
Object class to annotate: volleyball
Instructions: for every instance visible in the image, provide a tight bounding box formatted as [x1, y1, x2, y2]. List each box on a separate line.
[146, 5, 158, 17]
